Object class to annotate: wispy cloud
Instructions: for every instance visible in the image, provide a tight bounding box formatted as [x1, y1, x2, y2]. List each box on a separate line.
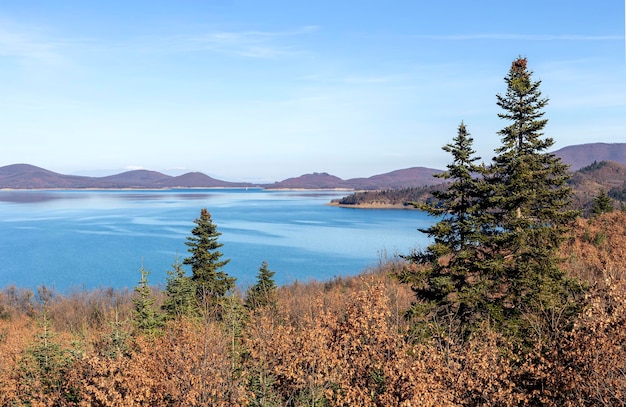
[413, 33, 623, 41]
[300, 73, 395, 85]
[138, 25, 318, 58]
[0, 21, 77, 66]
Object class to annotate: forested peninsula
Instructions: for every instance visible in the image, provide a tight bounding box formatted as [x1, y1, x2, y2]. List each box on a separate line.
[333, 159, 626, 215]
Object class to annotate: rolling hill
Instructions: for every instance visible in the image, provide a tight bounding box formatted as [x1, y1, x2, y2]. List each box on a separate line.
[2, 142, 626, 190]
[0, 165, 443, 190]
[0, 164, 255, 189]
[552, 143, 626, 171]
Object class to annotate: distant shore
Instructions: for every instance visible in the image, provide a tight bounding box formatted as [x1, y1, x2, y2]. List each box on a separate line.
[327, 202, 415, 210]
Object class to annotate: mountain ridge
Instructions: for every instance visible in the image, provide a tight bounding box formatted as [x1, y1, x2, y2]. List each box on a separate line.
[2, 142, 625, 190]
[0, 164, 445, 190]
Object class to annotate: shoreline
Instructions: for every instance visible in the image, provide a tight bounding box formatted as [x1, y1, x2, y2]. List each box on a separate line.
[327, 202, 417, 210]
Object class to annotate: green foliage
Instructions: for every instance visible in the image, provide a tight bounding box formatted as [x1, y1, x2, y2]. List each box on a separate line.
[162, 255, 198, 319]
[245, 261, 278, 311]
[578, 160, 607, 174]
[404, 122, 493, 338]
[404, 58, 583, 345]
[184, 208, 236, 305]
[132, 265, 164, 335]
[334, 186, 441, 207]
[247, 369, 282, 407]
[591, 189, 614, 216]
[488, 57, 580, 339]
[18, 308, 78, 404]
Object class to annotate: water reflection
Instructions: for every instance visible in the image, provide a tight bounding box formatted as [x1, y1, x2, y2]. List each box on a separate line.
[0, 191, 81, 203]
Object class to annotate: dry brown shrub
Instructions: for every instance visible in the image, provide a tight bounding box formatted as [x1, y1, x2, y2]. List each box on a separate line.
[47, 287, 133, 335]
[0, 314, 37, 406]
[246, 282, 454, 406]
[561, 211, 626, 284]
[549, 275, 626, 406]
[67, 318, 249, 407]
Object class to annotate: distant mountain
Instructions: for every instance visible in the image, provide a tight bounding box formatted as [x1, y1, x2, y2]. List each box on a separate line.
[268, 172, 346, 189]
[0, 164, 255, 189]
[267, 167, 444, 190]
[2, 142, 625, 190]
[553, 143, 626, 171]
[0, 164, 95, 189]
[160, 172, 239, 188]
[344, 167, 443, 189]
[98, 170, 172, 188]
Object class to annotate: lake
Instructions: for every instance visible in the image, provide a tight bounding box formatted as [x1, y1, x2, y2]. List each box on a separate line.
[0, 189, 433, 292]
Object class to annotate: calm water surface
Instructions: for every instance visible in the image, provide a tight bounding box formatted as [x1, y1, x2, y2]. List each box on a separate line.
[0, 189, 432, 291]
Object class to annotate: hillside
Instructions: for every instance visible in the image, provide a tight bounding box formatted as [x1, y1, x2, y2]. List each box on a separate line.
[2, 142, 626, 190]
[0, 164, 255, 189]
[0, 164, 443, 190]
[568, 160, 626, 212]
[336, 160, 626, 213]
[267, 167, 443, 190]
[553, 142, 626, 171]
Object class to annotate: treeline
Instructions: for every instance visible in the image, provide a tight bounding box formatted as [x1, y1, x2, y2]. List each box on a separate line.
[337, 160, 626, 215]
[333, 185, 444, 207]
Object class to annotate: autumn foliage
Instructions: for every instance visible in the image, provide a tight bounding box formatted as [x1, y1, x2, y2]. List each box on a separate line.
[0, 214, 625, 406]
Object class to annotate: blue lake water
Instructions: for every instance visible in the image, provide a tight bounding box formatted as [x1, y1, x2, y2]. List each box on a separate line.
[0, 189, 433, 292]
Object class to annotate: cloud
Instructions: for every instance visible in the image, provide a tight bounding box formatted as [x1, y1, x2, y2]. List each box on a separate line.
[0, 21, 75, 66]
[137, 25, 319, 58]
[413, 33, 623, 41]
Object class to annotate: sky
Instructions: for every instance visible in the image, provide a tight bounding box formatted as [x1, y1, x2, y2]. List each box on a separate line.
[1, 1, 625, 182]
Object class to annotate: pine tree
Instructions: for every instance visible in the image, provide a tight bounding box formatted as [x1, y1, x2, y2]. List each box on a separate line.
[18, 299, 77, 404]
[404, 122, 490, 338]
[162, 255, 198, 319]
[487, 57, 580, 337]
[132, 265, 164, 334]
[184, 208, 236, 305]
[590, 189, 613, 216]
[245, 261, 278, 311]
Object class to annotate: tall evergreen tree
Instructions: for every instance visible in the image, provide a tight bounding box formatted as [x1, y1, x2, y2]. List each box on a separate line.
[487, 57, 580, 336]
[404, 122, 490, 337]
[403, 58, 582, 344]
[184, 208, 236, 304]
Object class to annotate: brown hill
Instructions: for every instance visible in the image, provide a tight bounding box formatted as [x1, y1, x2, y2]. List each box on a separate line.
[344, 167, 443, 189]
[160, 172, 250, 188]
[568, 160, 626, 211]
[99, 170, 172, 188]
[0, 165, 255, 189]
[269, 167, 443, 190]
[269, 172, 346, 189]
[0, 164, 95, 189]
[553, 143, 626, 171]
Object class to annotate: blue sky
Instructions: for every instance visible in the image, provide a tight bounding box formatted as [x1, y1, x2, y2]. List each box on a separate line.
[1, 1, 625, 182]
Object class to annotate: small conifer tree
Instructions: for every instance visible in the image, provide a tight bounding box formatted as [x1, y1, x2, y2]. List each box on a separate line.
[162, 255, 198, 319]
[245, 261, 278, 311]
[184, 209, 236, 306]
[132, 265, 164, 334]
[590, 189, 613, 217]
